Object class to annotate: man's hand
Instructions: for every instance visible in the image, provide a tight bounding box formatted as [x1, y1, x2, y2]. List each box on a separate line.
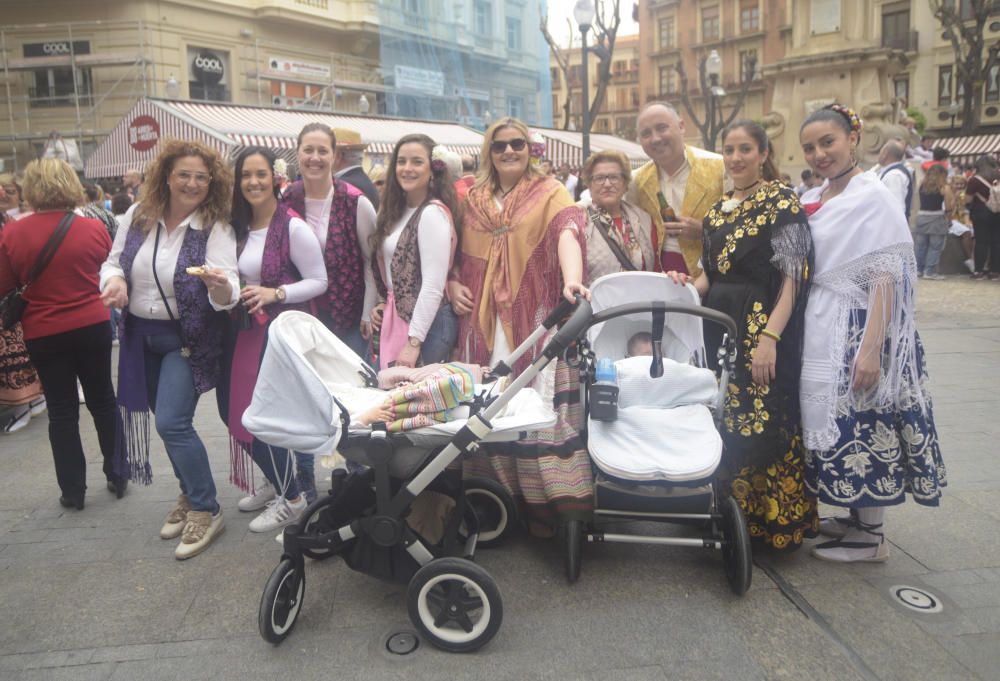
[663, 215, 703, 242]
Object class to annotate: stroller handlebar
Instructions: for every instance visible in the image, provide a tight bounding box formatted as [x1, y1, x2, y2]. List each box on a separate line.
[588, 301, 738, 340]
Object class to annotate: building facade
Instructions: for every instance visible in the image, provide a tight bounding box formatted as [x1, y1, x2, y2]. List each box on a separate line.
[549, 34, 641, 141]
[636, 0, 783, 150]
[0, 0, 550, 173]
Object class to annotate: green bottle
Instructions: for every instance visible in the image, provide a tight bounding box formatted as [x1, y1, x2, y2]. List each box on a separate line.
[657, 191, 676, 221]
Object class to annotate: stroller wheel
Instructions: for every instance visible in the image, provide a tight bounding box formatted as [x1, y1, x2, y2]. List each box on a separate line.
[563, 519, 584, 584]
[720, 495, 752, 596]
[407, 557, 503, 653]
[297, 495, 338, 561]
[259, 559, 305, 644]
[465, 477, 516, 549]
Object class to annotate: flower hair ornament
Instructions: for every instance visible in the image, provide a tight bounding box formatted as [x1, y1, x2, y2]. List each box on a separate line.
[272, 158, 289, 182]
[430, 145, 448, 173]
[828, 104, 863, 133]
[529, 132, 546, 163]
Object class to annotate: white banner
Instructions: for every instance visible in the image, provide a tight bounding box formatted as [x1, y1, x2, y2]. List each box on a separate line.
[395, 65, 445, 96]
[268, 56, 331, 81]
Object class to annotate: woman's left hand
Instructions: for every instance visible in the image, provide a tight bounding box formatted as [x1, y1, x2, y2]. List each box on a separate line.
[751, 335, 777, 387]
[852, 346, 882, 392]
[197, 268, 231, 299]
[240, 284, 276, 315]
[395, 342, 421, 368]
[563, 281, 591, 302]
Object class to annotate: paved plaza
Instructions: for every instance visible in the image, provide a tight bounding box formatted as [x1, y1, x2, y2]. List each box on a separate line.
[1, 276, 998, 681]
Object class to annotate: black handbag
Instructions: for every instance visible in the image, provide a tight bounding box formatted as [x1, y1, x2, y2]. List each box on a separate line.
[0, 211, 74, 331]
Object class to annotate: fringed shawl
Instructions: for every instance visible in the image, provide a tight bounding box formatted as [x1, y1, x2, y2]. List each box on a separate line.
[457, 175, 580, 371]
[800, 172, 924, 451]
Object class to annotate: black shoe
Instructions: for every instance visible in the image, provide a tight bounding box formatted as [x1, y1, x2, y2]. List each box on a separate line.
[107, 477, 128, 499]
[59, 494, 85, 510]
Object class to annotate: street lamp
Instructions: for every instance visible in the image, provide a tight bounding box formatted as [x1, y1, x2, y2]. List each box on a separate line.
[483, 109, 493, 129]
[948, 99, 960, 132]
[704, 50, 726, 147]
[574, 0, 596, 163]
[358, 93, 370, 115]
[165, 75, 180, 99]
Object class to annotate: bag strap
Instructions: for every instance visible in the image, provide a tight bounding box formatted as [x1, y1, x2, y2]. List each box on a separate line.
[24, 211, 74, 286]
[151, 223, 181, 327]
[589, 207, 637, 272]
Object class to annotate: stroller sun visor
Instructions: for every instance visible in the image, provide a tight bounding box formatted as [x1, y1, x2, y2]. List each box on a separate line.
[586, 272, 704, 364]
[243, 311, 371, 455]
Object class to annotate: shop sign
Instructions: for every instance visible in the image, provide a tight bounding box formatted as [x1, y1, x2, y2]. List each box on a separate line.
[128, 115, 160, 152]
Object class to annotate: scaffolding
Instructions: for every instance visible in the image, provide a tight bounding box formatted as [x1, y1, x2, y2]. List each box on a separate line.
[0, 19, 153, 172]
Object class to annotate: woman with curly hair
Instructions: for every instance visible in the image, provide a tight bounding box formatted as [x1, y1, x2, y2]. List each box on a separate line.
[668, 120, 817, 551]
[371, 134, 459, 368]
[100, 139, 238, 560]
[799, 105, 945, 563]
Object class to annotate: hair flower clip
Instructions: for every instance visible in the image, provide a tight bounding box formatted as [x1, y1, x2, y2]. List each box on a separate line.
[529, 132, 546, 160]
[273, 158, 289, 181]
[430, 145, 448, 173]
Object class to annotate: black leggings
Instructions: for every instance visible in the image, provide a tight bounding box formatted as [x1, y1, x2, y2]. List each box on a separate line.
[972, 206, 1000, 273]
[25, 321, 121, 497]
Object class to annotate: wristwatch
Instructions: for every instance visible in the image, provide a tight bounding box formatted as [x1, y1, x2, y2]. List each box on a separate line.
[407, 336, 421, 348]
[274, 286, 286, 302]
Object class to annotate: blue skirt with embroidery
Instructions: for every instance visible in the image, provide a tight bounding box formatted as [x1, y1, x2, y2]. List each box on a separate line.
[805, 332, 946, 508]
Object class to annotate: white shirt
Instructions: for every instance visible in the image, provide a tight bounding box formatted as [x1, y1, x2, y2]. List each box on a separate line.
[658, 159, 691, 254]
[100, 204, 239, 319]
[238, 216, 327, 305]
[877, 165, 912, 215]
[381, 204, 452, 342]
[562, 174, 578, 196]
[302, 186, 377, 322]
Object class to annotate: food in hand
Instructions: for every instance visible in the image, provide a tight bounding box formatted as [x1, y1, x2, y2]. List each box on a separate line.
[185, 265, 208, 276]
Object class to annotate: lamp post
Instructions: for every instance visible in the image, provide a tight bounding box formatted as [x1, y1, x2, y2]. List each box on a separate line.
[948, 99, 960, 132]
[165, 75, 180, 99]
[358, 93, 370, 115]
[704, 50, 725, 149]
[574, 0, 596, 163]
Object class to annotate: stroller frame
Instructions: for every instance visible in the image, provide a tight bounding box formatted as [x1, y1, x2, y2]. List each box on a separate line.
[562, 298, 753, 593]
[258, 297, 592, 652]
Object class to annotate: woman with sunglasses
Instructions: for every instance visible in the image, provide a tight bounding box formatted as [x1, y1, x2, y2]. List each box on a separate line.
[447, 117, 591, 536]
[101, 139, 238, 560]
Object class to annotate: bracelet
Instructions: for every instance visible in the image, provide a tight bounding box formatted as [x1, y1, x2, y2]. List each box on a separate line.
[760, 328, 781, 342]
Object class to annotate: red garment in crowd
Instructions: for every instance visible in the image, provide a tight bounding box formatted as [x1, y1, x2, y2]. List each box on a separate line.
[454, 175, 476, 202]
[921, 159, 950, 173]
[0, 211, 111, 340]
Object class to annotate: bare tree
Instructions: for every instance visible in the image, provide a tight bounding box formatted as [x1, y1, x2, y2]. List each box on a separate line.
[541, 0, 622, 134]
[674, 53, 757, 152]
[930, 0, 1000, 134]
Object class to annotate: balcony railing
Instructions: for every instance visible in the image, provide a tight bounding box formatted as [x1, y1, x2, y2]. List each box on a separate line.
[882, 30, 918, 52]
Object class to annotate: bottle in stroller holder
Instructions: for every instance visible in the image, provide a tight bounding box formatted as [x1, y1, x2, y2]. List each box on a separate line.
[589, 358, 619, 422]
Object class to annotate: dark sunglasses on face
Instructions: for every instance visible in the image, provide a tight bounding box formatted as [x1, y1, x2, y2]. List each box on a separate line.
[490, 138, 527, 154]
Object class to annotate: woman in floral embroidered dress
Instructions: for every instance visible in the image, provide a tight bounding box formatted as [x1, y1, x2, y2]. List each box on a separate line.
[798, 105, 945, 563]
[447, 117, 591, 533]
[668, 120, 817, 551]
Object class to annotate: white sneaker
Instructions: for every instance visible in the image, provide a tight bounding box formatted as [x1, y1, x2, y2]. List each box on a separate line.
[924, 273, 946, 281]
[77, 382, 85, 403]
[248, 496, 307, 533]
[29, 397, 46, 416]
[2, 408, 31, 434]
[964, 258, 976, 273]
[237, 481, 275, 512]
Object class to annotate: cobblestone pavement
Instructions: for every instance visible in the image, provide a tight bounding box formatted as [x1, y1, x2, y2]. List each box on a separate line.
[1, 275, 998, 681]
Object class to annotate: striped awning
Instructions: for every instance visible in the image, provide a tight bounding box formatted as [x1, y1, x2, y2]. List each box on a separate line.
[932, 133, 1000, 165]
[530, 127, 649, 170]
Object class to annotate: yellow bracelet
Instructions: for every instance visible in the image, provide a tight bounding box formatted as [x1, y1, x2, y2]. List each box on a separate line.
[760, 328, 781, 342]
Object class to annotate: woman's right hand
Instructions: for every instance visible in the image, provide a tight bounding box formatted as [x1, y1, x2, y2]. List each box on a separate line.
[370, 303, 385, 332]
[101, 276, 128, 309]
[448, 280, 474, 315]
[665, 270, 690, 286]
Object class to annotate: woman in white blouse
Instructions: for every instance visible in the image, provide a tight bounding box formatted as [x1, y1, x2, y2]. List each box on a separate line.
[371, 134, 459, 368]
[223, 147, 328, 532]
[100, 140, 238, 560]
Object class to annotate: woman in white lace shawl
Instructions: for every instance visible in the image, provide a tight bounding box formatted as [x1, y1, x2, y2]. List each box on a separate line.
[798, 104, 945, 564]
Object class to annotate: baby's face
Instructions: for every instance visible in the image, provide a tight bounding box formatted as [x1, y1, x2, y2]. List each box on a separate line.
[631, 340, 653, 357]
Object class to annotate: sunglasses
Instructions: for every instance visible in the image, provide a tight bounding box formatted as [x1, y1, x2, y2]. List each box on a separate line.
[490, 138, 527, 154]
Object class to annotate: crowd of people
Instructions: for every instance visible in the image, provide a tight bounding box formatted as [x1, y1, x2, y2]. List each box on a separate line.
[0, 103, 947, 567]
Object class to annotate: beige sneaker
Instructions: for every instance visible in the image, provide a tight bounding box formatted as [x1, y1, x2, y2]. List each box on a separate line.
[174, 509, 225, 560]
[160, 495, 192, 540]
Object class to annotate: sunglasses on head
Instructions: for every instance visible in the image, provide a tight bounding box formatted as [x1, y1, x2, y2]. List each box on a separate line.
[490, 138, 527, 154]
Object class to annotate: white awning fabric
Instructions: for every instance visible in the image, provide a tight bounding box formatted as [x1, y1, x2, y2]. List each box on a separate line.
[932, 133, 1000, 165]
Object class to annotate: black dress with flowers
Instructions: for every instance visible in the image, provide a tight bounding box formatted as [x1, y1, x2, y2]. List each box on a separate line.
[701, 181, 818, 550]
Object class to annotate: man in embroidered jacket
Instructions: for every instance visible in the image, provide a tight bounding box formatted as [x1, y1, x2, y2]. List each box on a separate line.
[627, 102, 725, 277]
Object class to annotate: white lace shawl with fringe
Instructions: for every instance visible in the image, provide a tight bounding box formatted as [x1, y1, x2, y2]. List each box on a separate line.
[799, 173, 926, 451]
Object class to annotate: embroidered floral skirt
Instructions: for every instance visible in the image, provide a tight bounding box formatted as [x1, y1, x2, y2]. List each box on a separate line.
[0, 324, 43, 407]
[804, 336, 946, 508]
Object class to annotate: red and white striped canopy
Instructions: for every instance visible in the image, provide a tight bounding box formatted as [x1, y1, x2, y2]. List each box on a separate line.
[529, 126, 648, 170]
[932, 133, 1000, 166]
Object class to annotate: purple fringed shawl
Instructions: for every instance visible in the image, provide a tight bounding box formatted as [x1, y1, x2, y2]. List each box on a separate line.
[115, 221, 226, 484]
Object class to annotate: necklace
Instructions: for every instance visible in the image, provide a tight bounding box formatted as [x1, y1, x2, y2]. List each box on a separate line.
[498, 184, 516, 198]
[734, 179, 762, 192]
[829, 163, 858, 182]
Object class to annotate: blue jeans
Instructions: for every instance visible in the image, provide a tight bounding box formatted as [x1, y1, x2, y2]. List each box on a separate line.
[914, 233, 946, 275]
[421, 303, 459, 365]
[109, 307, 121, 341]
[252, 440, 300, 499]
[143, 332, 219, 513]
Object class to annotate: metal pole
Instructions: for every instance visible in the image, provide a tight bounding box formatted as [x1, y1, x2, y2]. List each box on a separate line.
[581, 26, 590, 164]
[1, 28, 17, 171]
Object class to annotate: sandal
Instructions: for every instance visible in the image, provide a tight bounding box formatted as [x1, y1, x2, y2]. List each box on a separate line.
[971, 272, 987, 280]
[818, 508, 857, 539]
[811, 517, 889, 563]
[988, 272, 1000, 281]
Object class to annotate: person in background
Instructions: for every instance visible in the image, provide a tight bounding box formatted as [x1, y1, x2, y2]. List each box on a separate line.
[111, 192, 133, 219]
[875, 140, 914, 221]
[368, 165, 387, 204]
[910, 135, 934, 162]
[455, 154, 477, 202]
[947, 174, 976, 274]
[100, 139, 238, 560]
[0, 159, 124, 508]
[80, 182, 119, 240]
[922, 147, 951, 175]
[122, 168, 143, 201]
[332, 129, 380, 210]
[913, 164, 955, 280]
[779, 172, 794, 187]
[795, 169, 816, 197]
[1, 173, 24, 221]
[556, 162, 579, 197]
[799, 104, 944, 563]
[966, 154, 1000, 280]
[628, 101, 726, 276]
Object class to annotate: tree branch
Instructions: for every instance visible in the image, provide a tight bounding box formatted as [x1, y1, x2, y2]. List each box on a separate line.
[674, 58, 709, 147]
[540, 9, 573, 129]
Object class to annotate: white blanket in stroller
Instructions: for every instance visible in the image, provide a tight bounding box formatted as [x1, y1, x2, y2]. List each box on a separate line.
[588, 356, 722, 483]
[243, 312, 557, 456]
